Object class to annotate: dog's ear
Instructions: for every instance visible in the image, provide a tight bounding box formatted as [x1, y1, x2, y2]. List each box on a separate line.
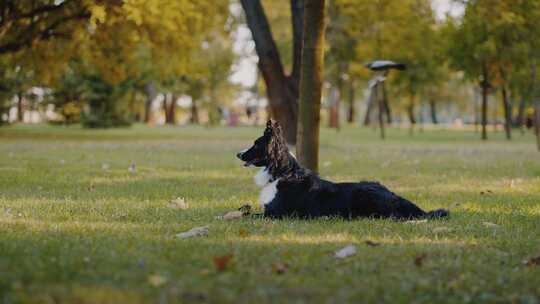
[270, 120, 283, 139]
[267, 119, 289, 175]
[264, 119, 273, 137]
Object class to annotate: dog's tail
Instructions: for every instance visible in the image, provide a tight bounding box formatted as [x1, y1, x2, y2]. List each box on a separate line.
[425, 208, 449, 219]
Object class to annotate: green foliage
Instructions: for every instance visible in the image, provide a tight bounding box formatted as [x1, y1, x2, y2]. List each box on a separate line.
[0, 0, 231, 127]
[332, 0, 447, 111]
[80, 74, 135, 128]
[446, 0, 540, 90]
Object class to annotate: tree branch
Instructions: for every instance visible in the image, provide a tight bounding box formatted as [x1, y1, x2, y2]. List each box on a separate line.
[0, 10, 90, 54]
[240, 0, 287, 85]
[15, 0, 74, 20]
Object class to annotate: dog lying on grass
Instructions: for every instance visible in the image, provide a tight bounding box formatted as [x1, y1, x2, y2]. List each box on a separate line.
[237, 120, 449, 219]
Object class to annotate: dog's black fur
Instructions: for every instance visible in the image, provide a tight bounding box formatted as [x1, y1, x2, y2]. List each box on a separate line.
[237, 120, 449, 219]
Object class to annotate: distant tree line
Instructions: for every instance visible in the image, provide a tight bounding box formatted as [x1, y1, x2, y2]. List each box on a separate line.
[1, 0, 539, 149]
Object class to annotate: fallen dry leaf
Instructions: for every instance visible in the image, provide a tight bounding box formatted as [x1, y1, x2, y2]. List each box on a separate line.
[480, 190, 493, 195]
[432, 226, 453, 233]
[335, 245, 357, 259]
[405, 219, 428, 224]
[148, 274, 168, 287]
[216, 211, 244, 220]
[176, 226, 209, 239]
[523, 255, 540, 266]
[213, 254, 233, 272]
[365, 240, 380, 247]
[414, 254, 427, 267]
[272, 262, 289, 274]
[482, 222, 501, 228]
[238, 229, 249, 238]
[448, 202, 461, 209]
[168, 197, 188, 210]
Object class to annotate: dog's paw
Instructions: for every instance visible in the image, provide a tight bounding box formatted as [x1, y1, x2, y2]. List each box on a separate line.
[237, 204, 252, 216]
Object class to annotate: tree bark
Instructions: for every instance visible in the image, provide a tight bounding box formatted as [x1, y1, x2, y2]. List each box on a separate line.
[165, 94, 177, 125]
[377, 83, 385, 139]
[208, 87, 220, 125]
[290, 0, 304, 82]
[382, 82, 391, 123]
[297, 0, 326, 172]
[190, 99, 199, 124]
[514, 98, 526, 128]
[500, 85, 512, 140]
[474, 87, 479, 133]
[480, 66, 489, 140]
[347, 78, 355, 123]
[429, 99, 438, 124]
[535, 105, 540, 151]
[407, 91, 416, 135]
[144, 82, 157, 124]
[363, 92, 375, 126]
[16, 92, 23, 122]
[241, 0, 304, 144]
[328, 62, 344, 129]
[328, 86, 340, 129]
[162, 93, 169, 123]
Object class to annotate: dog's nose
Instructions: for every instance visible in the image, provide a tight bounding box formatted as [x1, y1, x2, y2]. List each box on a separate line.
[236, 152, 243, 159]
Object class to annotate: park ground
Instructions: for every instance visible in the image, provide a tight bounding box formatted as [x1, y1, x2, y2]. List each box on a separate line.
[0, 124, 539, 303]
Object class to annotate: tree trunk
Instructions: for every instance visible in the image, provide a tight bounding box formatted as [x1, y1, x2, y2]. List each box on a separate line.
[208, 87, 220, 125]
[474, 87, 479, 133]
[165, 94, 177, 125]
[297, 0, 325, 172]
[481, 83, 488, 140]
[514, 98, 526, 128]
[500, 85, 512, 140]
[363, 91, 375, 126]
[16, 92, 23, 122]
[480, 66, 489, 140]
[129, 90, 137, 121]
[535, 105, 540, 151]
[347, 78, 355, 123]
[382, 82, 391, 123]
[290, 0, 304, 82]
[328, 63, 343, 129]
[377, 83, 385, 139]
[407, 92, 416, 135]
[241, 0, 304, 144]
[162, 93, 169, 123]
[144, 82, 157, 124]
[328, 86, 340, 129]
[190, 99, 199, 124]
[429, 99, 438, 124]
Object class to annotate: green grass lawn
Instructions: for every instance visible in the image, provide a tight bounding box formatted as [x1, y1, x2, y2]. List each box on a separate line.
[1, 124, 539, 303]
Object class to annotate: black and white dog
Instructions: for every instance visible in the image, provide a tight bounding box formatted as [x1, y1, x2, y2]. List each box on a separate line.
[237, 120, 449, 219]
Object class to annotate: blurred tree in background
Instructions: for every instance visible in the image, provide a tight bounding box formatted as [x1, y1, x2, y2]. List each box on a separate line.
[0, 0, 228, 126]
[0, 0, 539, 149]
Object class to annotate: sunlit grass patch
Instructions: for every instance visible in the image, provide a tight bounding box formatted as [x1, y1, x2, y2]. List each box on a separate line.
[0, 124, 539, 303]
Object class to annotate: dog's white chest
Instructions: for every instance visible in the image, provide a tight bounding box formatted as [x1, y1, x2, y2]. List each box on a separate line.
[260, 178, 279, 207]
[253, 168, 279, 207]
[254, 168, 271, 187]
